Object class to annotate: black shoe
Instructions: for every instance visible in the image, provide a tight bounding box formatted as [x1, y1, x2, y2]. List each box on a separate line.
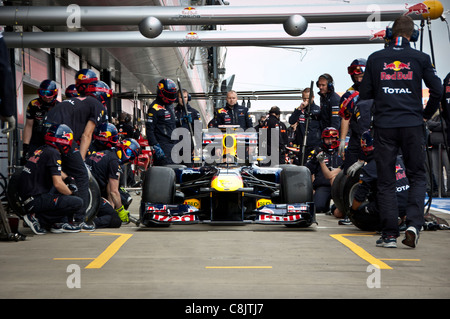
[376, 236, 397, 248]
[338, 217, 352, 225]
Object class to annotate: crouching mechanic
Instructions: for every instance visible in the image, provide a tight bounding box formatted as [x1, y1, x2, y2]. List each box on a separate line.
[19, 124, 83, 235]
[85, 136, 141, 227]
[306, 127, 343, 215]
[349, 131, 409, 246]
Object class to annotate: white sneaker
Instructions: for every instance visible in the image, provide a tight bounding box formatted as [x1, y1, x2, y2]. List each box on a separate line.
[402, 226, 419, 248]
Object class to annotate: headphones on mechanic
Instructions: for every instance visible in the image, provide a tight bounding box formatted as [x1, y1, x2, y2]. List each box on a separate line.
[385, 22, 420, 42]
[316, 73, 334, 91]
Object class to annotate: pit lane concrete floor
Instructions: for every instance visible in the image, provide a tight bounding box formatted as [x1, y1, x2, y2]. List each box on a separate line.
[1, 195, 449, 300]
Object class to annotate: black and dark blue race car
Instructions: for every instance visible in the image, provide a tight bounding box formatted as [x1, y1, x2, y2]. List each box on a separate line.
[139, 126, 316, 228]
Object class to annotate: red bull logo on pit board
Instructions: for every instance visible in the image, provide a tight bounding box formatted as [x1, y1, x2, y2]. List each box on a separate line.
[404, 2, 429, 16]
[370, 29, 386, 41]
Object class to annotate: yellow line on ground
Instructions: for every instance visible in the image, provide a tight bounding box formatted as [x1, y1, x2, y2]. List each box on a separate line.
[85, 232, 133, 269]
[330, 233, 393, 270]
[53, 258, 95, 261]
[205, 266, 272, 269]
[379, 258, 421, 261]
[53, 232, 133, 269]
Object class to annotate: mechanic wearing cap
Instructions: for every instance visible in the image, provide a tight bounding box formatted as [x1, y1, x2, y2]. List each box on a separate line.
[21, 79, 60, 164]
[216, 90, 253, 130]
[359, 15, 443, 248]
[44, 70, 108, 231]
[262, 106, 288, 166]
[317, 73, 341, 132]
[338, 59, 374, 176]
[145, 78, 178, 166]
[0, 33, 15, 134]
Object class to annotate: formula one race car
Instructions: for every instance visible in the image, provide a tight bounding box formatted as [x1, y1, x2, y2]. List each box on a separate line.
[139, 126, 316, 228]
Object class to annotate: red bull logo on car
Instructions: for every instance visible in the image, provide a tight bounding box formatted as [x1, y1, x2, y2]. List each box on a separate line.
[404, 2, 429, 16]
[381, 61, 413, 80]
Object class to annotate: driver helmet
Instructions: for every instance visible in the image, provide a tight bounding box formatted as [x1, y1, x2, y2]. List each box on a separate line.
[347, 58, 366, 83]
[38, 79, 59, 104]
[65, 84, 79, 98]
[157, 78, 177, 105]
[85, 81, 112, 107]
[44, 123, 74, 154]
[116, 138, 141, 164]
[75, 68, 98, 95]
[321, 127, 340, 152]
[361, 130, 374, 155]
[93, 122, 119, 149]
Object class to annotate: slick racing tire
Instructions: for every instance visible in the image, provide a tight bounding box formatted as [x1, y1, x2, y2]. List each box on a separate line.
[6, 167, 26, 216]
[341, 168, 363, 217]
[331, 170, 347, 214]
[348, 202, 380, 231]
[85, 169, 101, 223]
[142, 166, 176, 204]
[280, 165, 313, 204]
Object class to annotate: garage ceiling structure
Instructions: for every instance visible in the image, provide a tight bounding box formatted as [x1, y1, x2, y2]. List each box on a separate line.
[3, 0, 214, 120]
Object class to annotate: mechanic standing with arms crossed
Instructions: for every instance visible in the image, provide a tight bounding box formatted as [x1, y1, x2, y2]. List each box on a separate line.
[216, 90, 253, 130]
[359, 15, 443, 248]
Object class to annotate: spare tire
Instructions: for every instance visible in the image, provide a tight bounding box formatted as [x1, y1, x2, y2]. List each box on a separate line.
[340, 168, 363, 217]
[6, 167, 25, 216]
[85, 169, 101, 223]
[331, 170, 347, 213]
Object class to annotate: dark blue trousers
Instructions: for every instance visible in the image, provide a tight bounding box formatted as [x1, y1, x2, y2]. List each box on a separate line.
[61, 146, 89, 222]
[374, 125, 426, 237]
[24, 193, 83, 228]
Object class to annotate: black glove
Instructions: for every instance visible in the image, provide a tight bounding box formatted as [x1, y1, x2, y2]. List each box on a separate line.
[64, 176, 78, 194]
[20, 144, 30, 165]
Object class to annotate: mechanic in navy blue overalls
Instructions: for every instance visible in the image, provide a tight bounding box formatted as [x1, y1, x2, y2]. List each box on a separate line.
[441, 72, 450, 147]
[45, 71, 109, 231]
[338, 59, 373, 176]
[359, 16, 443, 248]
[349, 130, 409, 232]
[288, 87, 321, 162]
[215, 90, 253, 130]
[22, 79, 60, 164]
[306, 127, 343, 214]
[145, 78, 178, 166]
